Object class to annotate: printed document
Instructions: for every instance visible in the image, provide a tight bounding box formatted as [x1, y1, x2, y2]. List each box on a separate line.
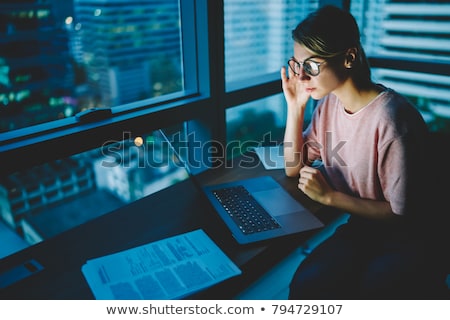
[81, 229, 241, 299]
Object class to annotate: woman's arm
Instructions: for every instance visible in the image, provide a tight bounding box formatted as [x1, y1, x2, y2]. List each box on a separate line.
[283, 101, 305, 177]
[326, 189, 395, 220]
[281, 66, 311, 177]
[298, 166, 397, 220]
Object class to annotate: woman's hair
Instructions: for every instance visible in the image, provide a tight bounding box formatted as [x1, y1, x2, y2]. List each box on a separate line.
[292, 5, 372, 89]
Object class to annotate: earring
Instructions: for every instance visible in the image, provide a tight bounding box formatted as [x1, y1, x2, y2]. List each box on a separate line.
[345, 54, 354, 69]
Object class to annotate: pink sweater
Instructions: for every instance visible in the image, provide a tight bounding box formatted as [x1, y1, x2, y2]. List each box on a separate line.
[303, 88, 427, 216]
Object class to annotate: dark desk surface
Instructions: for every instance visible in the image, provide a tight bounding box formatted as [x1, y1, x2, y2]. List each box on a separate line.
[0, 151, 341, 299]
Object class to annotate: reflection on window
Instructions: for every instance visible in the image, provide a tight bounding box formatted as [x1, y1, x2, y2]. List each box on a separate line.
[0, 0, 183, 132]
[0, 127, 188, 245]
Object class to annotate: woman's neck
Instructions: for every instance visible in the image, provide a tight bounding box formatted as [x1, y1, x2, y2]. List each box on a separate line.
[334, 81, 382, 114]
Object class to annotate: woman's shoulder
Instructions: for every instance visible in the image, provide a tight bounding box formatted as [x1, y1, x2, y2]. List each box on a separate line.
[378, 86, 422, 117]
[376, 85, 428, 134]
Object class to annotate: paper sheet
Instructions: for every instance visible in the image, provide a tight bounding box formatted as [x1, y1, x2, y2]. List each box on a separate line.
[252, 145, 285, 170]
[81, 229, 241, 299]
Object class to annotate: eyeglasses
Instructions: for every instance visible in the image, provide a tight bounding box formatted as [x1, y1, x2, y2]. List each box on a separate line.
[288, 56, 325, 77]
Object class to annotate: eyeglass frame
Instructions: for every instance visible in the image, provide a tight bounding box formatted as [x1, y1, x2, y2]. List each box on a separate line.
[287, 56, 326, 77]
[288, 51, 348, 77]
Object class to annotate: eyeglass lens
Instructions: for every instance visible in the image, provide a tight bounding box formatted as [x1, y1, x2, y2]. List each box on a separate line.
[289, 59, 320, 76]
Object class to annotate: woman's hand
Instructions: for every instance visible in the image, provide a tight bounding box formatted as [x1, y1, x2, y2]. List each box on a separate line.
[298, 166, 333, 205]
[280, 65, 311, 110]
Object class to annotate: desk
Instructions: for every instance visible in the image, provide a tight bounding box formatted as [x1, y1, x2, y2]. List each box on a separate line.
[0, 151, 341, 299]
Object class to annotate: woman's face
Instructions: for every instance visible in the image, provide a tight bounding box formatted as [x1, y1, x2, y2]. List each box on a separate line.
[292, 42, 346, 100]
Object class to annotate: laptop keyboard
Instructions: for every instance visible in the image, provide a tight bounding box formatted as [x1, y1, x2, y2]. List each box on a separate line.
[212, 185, 281, 235]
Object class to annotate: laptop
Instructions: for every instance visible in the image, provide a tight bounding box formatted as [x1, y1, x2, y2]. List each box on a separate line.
[159, 130, 324, 244]
[202, 175, 324, 244]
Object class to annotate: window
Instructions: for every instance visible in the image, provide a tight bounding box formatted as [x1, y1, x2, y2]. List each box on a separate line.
[73, 0, 184, 109]
[0, 0, 207, 254]
[0, 0, 185, 133]
[351, 0, 450, 133]
[0, 0, 205, 175]
[224, 0, 318, 154]
[224, 0, 318, 89]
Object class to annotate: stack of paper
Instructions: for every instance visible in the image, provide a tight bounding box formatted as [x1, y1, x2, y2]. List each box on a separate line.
[81, 229, 241, 299]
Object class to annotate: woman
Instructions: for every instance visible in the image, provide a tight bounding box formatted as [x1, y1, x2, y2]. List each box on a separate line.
[281, 5, 441, 299]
